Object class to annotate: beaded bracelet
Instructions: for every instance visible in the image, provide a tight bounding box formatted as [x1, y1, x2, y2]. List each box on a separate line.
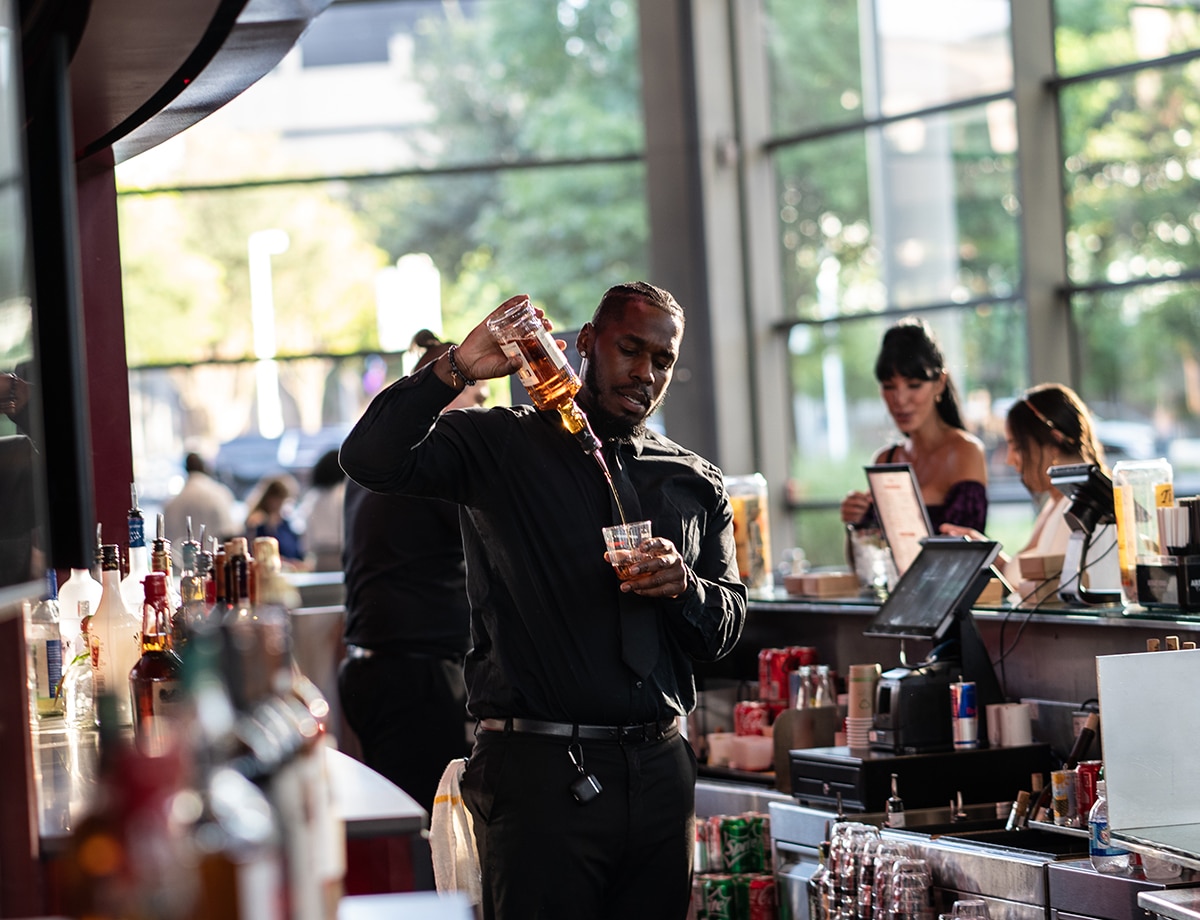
[445, 345, 476, 388]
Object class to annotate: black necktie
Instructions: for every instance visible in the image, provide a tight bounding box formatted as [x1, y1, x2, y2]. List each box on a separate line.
[608, 444, 659, 678]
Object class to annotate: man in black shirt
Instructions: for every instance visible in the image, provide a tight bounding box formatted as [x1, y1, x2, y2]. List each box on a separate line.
[339, 282, 746, 920]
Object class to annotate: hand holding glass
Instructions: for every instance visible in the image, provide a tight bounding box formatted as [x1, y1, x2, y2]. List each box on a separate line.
[602, 520, 653, 580]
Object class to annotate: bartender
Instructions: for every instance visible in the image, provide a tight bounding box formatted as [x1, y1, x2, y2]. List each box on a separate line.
[339, 284, 746, 920]
[942, 383, 1118, 596]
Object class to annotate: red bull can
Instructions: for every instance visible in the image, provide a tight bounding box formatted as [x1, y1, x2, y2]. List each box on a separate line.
[950, 680, 979, 749]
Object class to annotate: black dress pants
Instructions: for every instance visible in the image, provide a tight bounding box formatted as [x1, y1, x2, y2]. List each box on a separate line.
[460, 725, 697, 920]
[337, 653, 471, 813]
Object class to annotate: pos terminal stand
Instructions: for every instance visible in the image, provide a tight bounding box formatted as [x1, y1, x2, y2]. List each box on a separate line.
[863, 538, 1005, 754]
[1048, 463, 1122, 606]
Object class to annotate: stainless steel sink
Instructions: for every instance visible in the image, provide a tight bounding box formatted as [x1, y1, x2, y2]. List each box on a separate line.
[933, 826, 1090, 859]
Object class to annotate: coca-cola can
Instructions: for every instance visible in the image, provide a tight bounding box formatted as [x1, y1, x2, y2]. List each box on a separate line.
[734, 700, 771, 736]
[1076, 760, 1103, 818]
[746, 873, 778, 920]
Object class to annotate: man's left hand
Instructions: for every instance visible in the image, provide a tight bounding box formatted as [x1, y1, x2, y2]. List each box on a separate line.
[619, 537, 689, 598]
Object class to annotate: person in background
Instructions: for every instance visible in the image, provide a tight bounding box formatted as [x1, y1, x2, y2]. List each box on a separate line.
[840, 317, 989, 534]
[942, 382, 1118, 594]
[162, 452, 239, 557]
[243, 473, 304, 565]
[337, 333, 488, 889]
[339, 284, 746, 920]
[293, 448, 346, 572]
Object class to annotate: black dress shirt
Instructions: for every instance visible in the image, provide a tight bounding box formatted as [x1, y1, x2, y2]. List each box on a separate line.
[339, 364, 747, 726]
[341, 479, 472, 659]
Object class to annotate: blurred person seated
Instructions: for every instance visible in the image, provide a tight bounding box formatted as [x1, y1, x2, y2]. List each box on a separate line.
[942, 382, 1119, 600]
[163, 452, 239, 558]
[244, 473, 304, 566]
[840, 317, 989, 534]
[294, 448, 346, 571]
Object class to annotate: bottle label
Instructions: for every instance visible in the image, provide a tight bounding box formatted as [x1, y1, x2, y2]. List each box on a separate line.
[32, 638, 63, 710]
[1090, 815, 1129, 857]
[129, 516, 146, 548]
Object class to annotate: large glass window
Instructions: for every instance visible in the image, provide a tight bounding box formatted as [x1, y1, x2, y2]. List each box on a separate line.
[117, 1, 649, 512]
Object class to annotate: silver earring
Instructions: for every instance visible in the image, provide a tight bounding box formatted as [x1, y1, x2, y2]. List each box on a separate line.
[578, 351, 588, 378]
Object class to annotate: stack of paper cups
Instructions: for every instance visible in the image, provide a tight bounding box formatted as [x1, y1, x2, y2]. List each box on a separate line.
[985, 702, 1033, 747]
[845, 663, 881, 749]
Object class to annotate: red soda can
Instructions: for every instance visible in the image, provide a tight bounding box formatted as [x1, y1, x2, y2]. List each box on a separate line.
[1076, 760, 1102, 818]
[690, 875, 708, 920]
[788, 646, 818, 667]
[734, 700, 771, 736]
[758, 648, 789, 702]
[693, 818, 711, 874]
[747, 873, 778, 920]
[705, 815, 726, 872]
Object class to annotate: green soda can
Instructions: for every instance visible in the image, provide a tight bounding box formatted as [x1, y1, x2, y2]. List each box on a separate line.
[703, 874, 737, 920]
[721, 815, 756, 874]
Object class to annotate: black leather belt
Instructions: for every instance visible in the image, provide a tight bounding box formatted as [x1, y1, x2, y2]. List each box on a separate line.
[477, 716, 679, 743]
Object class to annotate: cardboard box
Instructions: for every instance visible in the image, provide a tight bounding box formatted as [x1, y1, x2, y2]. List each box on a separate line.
[1017, 552, 1064, 582]
[783, 571, 859, 598]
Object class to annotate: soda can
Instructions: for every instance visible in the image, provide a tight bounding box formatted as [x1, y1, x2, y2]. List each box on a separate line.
[742, 811, 770, 873]
[1076, 760, 1103, 818]
[720, 815, 757, 874]
[1051, 769, 1079, 827]
[734, 700, 771, 736]
[694, 818, 711, 874]
[690, 875, 708, 920]
[747, 873, 778, 920]
[705, 815, 726, 872]
[950, 680, 979, 749]
[703, 874, 737, 920]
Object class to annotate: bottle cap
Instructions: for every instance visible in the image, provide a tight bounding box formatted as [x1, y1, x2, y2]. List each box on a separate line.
[142, 571, 168, 599]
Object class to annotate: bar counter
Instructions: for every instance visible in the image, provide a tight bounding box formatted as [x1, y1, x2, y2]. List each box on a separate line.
[31, 721, 426, 855]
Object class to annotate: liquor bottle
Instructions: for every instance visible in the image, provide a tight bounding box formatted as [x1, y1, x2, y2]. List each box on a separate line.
[58, 566, 103, 660]
[92, 544, 143, 726]
[1089, 780, 1133, 874]
[172, 530, 208, 652]
[130, 571, 186, 755]
[885, 773, 906, 828]
[180, 624, 286, 920]
[121, 483, 152, 613]
[485, 297, 603, 459]
[60, 616, 95, 729]
[150, 512, 181, 610]
[27, 569, 64, 721]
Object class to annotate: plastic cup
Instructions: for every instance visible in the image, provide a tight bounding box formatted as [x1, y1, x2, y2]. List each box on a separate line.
[602, 520, 652, 579]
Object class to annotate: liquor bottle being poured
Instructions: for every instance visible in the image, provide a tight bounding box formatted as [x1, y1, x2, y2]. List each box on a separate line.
[485, 296, 605, 468]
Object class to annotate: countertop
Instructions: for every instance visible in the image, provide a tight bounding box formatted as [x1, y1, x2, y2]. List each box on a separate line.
[1140, 889, 1200, 919]
[32, 721, 426, 855]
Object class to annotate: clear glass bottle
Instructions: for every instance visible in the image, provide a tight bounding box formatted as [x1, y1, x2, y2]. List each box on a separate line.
[1089, 780, 1132, 874]
[485, 297, 602, 457]
[885, 773, 906, 828]
[27, 569, 64, 721]
[57, 566, 102, 660]
[130, 571, 186, 755]
[61, 616, 95, 730]
[794, 664, 814, 709]
[151, 511, 181, 610]
[91, 543, 143, 726]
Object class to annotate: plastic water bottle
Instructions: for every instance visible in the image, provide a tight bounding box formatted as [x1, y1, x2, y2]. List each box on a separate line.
[1089, 781, 1132, 874]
